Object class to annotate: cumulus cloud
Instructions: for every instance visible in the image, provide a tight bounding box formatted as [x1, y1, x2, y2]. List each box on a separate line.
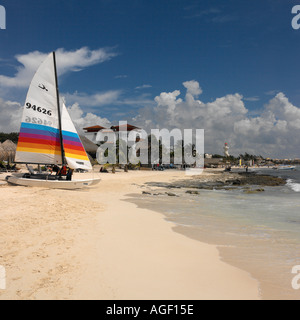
[0, 47, 118, 88]
[63, 90, 123, 107]
[0, 98, 23, 132]
[66, 103, 111, 133]
[133, 82, 300, 158]
[233, 93, 300, 157]
[183, 80, 203, 97]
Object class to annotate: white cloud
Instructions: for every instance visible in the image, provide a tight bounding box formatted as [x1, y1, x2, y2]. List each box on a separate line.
[183, 80, 203, 97]
[265, 90, 279, 96]
[244, 96, 260, 102]
[66, 103, 111, 133]
[0, 98, 23, 132]
[133, 82, 300, 158]
[135, 84, 152, 90]
[63, 90, 154, 109]
[154, 90, 182, 115]
[63, 90, 123, 107]
[0, 47, 118, 88]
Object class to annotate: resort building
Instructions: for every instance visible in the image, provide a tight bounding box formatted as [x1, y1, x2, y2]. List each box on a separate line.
[83, 124, 142, 145]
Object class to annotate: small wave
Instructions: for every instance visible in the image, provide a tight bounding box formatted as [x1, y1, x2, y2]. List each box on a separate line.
[287, 179, 300, 192]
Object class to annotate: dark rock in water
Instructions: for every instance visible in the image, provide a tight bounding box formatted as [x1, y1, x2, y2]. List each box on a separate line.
[166, 192, 177, 197]
[244, 189, 265, 194]
[226, 187, 239, 191]
[227, 179, 242, 185]
[186, 190, 199, 195]
[215, 187, 238, 191]
[145, 172, 286, 193]
[142, 191, 151, 195]
[168, 185, 182, 189]
[237, 173, 285, 186]
[146, 182, 181, 189]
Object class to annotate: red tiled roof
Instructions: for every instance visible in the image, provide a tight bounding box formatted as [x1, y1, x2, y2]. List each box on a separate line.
[83, 125, 107, 132]
[111, 124, 140, 132]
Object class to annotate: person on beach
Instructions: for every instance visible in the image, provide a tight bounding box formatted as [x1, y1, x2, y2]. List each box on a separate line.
[66, 168, 74, 181]
[57, 165, 67, 179]
[53, 165, 60, 175]
[61, 165, 67, 175]
[100, 167, 108, 173]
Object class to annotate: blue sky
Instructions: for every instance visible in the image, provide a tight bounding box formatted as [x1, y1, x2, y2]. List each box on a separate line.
[1, 0, 300, 157]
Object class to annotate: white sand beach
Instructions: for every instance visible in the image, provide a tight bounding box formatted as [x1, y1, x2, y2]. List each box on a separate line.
[0, 169, 260, 300]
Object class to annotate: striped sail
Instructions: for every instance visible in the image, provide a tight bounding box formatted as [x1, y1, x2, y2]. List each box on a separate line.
[62, 104, 92, 170]
[15, 53, 62, 165]
[61, 103, 92, 170]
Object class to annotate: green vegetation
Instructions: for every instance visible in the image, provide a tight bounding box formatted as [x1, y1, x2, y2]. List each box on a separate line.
[0, 132, 19, 144]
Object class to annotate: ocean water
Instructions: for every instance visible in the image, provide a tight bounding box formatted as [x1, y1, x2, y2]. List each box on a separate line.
[128, 167, 300, 300]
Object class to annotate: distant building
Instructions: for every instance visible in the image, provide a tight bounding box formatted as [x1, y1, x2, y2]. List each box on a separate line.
[83, 125, 107, 144]
[204, 158, 224, 168]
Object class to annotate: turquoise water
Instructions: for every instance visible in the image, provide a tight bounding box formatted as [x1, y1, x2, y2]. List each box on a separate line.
[129, 167, 300, 299]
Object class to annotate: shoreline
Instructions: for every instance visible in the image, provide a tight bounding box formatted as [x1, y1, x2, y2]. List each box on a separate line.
[0, 169, 260, 300]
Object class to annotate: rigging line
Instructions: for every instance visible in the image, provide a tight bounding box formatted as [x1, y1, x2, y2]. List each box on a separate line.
[53, 51, 65, 166]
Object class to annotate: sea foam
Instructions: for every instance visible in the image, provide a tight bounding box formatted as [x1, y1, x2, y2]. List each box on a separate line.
[287, 179, 300, 192]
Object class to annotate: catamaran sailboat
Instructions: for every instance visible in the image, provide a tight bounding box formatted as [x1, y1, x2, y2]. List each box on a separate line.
[6, 52, 101, 189]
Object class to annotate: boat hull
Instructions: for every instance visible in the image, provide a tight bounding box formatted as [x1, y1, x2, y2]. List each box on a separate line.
[6, 176, 101, 190]
[274, 166, 296, 171]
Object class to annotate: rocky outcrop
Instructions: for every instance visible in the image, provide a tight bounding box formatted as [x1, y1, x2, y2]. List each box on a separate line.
[145, 172, 286, 191]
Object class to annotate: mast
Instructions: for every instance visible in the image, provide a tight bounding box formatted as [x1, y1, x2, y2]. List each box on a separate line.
[53, 51, 65, 165]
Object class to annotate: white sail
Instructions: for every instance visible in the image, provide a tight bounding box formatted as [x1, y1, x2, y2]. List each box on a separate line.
[15, 53, 62, 165]
[61, 103, 93, 170]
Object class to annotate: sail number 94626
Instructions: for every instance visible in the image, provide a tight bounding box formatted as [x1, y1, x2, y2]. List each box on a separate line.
[26, 102, 52, 116]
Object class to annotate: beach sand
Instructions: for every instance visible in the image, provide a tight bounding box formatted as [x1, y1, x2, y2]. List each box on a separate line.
[0, 169, 260, 300]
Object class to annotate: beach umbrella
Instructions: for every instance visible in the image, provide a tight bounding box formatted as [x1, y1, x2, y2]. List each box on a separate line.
[2, 140, 17, 163]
